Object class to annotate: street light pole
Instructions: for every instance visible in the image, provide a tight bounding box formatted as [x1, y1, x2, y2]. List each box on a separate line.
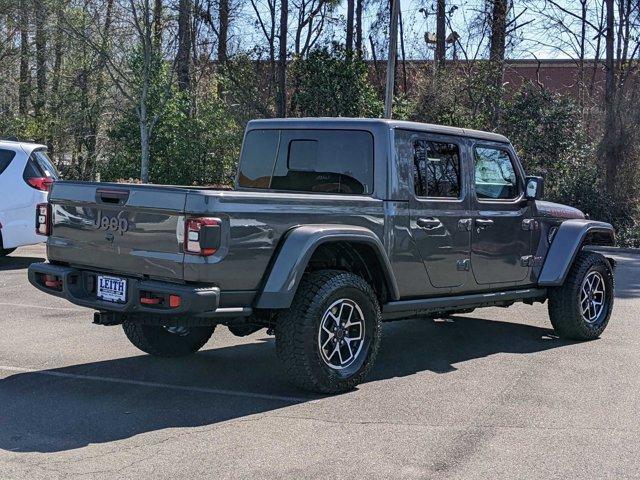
[384, 0, 400, 119]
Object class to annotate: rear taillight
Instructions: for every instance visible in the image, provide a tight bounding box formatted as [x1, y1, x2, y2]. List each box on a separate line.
[36, 203, 51, 236]
[27, 177, 53, 191]
[184, 217, 220, 256]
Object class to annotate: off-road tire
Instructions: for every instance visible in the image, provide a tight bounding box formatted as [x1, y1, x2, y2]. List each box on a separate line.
[548, 251, 614, 340]
[122, 322, 215, 357]
[275, 270, 382, 394]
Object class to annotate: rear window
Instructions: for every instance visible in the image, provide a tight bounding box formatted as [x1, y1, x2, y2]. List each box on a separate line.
[32, 150, 59, 179]
[0, 149, 15, 176]
[238, 129, 374, 195]
[23, 149, 59, 181]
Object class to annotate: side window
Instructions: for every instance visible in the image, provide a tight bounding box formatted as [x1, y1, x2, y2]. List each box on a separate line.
[0, 149, 15, 176]
[473, 146, 519, 200]
[412, 139, 461, 198]
[237, 129, 280, 189]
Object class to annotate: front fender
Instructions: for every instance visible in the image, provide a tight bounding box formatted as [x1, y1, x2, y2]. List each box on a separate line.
[538, 219, 615, 287]
[255, 225, 399, 309]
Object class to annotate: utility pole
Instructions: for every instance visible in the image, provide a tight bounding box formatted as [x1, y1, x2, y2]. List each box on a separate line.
[384, 0, 400, 118]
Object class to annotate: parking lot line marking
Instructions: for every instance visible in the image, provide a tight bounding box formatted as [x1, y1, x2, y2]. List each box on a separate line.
[0, 302, 85, 312]
[0, 365, 310, 403]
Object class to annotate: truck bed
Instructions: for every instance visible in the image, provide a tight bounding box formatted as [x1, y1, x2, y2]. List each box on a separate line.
[47, 181, 385, 296]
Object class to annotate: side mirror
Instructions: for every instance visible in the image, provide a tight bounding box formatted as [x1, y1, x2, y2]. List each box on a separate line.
[525, 176, 544, 200]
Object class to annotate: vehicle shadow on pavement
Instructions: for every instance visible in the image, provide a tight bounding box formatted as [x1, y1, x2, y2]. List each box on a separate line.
[0, 316, 573, 453]
[611, 254, 640, 299]
[0, 256, 44, 271]
[370, 315, 570, 376]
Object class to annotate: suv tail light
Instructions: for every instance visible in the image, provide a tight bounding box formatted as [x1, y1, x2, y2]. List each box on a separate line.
[27, 177, 53, 191]
[36, 203, 51, 236]
[184, 217, 220, 256]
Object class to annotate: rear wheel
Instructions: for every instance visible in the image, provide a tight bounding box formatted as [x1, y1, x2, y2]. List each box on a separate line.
[123, 322, 215, 357]
[276, 270, 382, 394]
[548, 251, 614, 340]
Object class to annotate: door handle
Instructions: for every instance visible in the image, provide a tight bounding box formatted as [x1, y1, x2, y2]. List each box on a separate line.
[96, 188, 129, 205]
[417, 217, 442, 229]
[476, 218, 494, 229]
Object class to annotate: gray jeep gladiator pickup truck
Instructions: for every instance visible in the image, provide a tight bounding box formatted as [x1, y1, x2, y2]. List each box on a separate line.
[29, 118, 616, 393]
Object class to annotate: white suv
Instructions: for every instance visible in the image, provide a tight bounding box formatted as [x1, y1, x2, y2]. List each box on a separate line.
[0, 140, 59, 256]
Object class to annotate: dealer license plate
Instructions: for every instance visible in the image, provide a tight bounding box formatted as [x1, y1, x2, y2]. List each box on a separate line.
[97, 275, 127, 303]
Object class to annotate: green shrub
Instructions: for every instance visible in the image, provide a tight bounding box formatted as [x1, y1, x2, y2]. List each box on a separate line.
[502, 86, 586, 178]
[410, 64, 498, 130]
[102, 90, 241, 186]
[290, 45, 383, 118]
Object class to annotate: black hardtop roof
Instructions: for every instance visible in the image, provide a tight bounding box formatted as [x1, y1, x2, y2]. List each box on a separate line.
[247, 117, 510, 144]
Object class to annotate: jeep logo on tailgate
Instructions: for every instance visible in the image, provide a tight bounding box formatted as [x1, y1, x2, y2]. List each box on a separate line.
[94, 211, 129, 235]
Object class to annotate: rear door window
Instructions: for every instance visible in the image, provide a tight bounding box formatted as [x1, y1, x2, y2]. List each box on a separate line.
[412, 139, 461, 198]
[238, 129, 374, 195]
[0, 149, 15, 176]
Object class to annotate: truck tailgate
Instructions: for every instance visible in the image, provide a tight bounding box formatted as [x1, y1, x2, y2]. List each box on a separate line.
[47, 182, 187, 281]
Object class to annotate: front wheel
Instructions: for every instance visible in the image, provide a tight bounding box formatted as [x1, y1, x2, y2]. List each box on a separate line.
[548, 251, 614, 340]
[123, 322, 215, 357]
[276, 270, 382, 394]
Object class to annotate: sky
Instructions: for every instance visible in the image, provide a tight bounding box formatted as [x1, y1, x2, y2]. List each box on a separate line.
[231, 0, 602, 61]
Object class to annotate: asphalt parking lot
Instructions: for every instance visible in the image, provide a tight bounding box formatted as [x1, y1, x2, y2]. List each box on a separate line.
[1, 245, 639, 479]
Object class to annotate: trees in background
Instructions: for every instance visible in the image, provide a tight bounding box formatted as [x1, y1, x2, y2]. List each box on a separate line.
[346, 0, 354, 52]
[597, 0, 640, 233]
[434, 0, 446, 68]
[0, 0, 639, 243]
[18, 0, 29, 116]
[487, 0, 508, 124]
[355, 0, 363, 53]
[176, 0, 192, 92]
[276, 0, 288, 116]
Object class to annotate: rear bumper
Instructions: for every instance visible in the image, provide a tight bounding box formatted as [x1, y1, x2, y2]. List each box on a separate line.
[28, 262, 225, 317]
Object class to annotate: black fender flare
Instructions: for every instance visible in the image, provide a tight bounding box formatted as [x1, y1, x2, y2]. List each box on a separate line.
[538, 219, 615, 286]
[255, 225, 400, 309]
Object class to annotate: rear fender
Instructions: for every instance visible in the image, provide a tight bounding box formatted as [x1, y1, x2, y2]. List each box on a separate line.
[255, 225, 399, 309]
[538, 219, 615, 286]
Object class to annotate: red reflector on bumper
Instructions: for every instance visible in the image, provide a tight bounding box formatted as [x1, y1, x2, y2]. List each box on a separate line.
[169, 295, 181, 308]
[43, 274, 62, 289]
